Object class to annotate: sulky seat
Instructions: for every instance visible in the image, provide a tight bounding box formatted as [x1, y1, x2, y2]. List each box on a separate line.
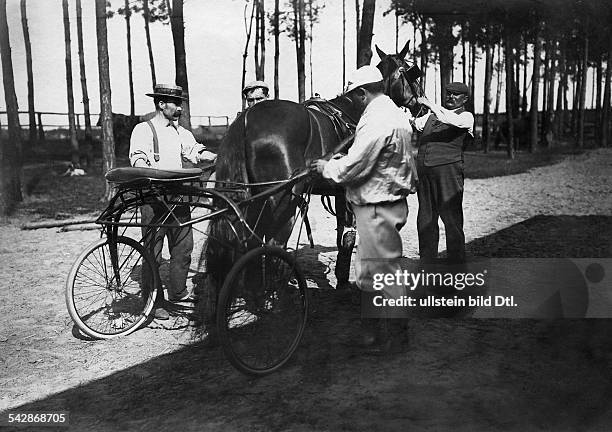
[105, 167, 204, 186]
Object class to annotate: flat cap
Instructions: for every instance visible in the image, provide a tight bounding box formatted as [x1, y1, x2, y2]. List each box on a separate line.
[243, 80, 269, 95]
[446, 82, 469, 95]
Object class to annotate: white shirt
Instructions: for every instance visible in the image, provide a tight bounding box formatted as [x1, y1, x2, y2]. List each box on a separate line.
[322, 95, 417, 205]
[413, 104, 474, 136]
[129, 115, 215, 170]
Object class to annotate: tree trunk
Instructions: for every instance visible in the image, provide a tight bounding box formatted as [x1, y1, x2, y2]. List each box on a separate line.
[254, 0, 265, 80]
[170, 0, 191, 130]
[241, 0, 256, 109]
[293, 0, 306, 102]
[260, 0, 265, 81]
[394, 11, 398, 53]
[555, 41, 567, 137]
[437, 17, 454, 103]
[504, 29, 515, 159]
[541, 38, 549, 143]
[469, 40, 476, 112]
[494, 42, 502, 132]
[355, 0, 360, 55]
[308, 0, 313, 96]
[572, 60, 581, 135]
[342, 0, 346, 88]
[143, 0, 156, 88]
[577, 29, 588, 148]
[521, 35, 528, 118]
[595, 59, 602, 142]
[602, 31, 611, 148]
[20, 0, 35, 151]
[76, 0, 93, 166]
[255, 0, 260, 77]
[62, 0, 79, 167]
[95, 0, 116, 201]
[483, 38, 493, 153]
[356, 0, 375, 67]
[125, 0, 135, 117]
[462, 28, 467, 83]
[545, 39, 557, 148]
[529, 27, 542, 153]
[0, 0, 23, 214]
[419, 15, 428, 90]
[274, 0, 280, 98]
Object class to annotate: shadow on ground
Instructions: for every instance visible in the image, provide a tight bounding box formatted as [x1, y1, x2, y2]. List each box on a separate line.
[5, 215, 612, 431]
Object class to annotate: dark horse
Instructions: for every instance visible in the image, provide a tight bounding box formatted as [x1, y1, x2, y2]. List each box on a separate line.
[205, 41, 422, 297]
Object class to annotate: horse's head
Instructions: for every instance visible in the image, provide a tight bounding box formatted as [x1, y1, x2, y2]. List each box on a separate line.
[375, 41, 423, 114]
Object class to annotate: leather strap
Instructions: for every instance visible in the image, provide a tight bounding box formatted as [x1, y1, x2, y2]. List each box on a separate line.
[146, 120, 160, 162]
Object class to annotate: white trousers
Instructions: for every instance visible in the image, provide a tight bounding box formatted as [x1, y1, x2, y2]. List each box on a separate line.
[353, 198, 408, 300]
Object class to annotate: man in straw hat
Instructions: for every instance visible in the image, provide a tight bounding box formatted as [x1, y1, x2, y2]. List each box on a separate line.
[312, 65, 417, 352]
[129, 84, 216, 320]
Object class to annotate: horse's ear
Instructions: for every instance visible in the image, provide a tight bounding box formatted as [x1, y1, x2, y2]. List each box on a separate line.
[375, 45, 387, 60]
[398, 40, 410, 59]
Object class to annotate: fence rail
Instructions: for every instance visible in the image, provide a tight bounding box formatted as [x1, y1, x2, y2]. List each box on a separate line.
[0, 111, 231, 137]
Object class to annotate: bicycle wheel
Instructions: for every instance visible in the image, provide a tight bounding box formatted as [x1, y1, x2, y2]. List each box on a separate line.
[66, 236, 159, 339]
[216, 246, 308, 375]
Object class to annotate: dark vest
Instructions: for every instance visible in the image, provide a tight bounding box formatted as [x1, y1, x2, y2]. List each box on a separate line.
[416, 113, 468, 167]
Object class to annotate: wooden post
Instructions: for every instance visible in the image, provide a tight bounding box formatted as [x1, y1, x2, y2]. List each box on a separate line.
[36, 112, 44, 142]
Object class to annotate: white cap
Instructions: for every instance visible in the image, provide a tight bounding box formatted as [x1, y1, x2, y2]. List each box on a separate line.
[243, 80, 269, 95]
[344, 65, 383, 94]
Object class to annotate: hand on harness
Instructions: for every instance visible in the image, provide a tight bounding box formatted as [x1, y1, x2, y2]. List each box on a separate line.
[310, 159, 327, 175]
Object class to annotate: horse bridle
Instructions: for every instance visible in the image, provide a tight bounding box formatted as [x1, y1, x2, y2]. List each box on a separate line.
[379, 56, 424, 113]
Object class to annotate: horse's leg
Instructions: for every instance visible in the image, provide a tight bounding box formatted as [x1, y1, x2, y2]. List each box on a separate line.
[334, 192, 356, 288]
[263, 190, 301, 248]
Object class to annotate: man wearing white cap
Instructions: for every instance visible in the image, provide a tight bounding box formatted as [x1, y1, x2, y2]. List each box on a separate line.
[242, 80, 270, 108]
[312, 65, 417, 350]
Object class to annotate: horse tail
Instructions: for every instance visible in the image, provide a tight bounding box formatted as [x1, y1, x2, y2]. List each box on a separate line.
[204, 112, 248, 302]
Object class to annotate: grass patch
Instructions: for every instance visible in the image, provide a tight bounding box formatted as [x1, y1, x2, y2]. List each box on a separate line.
[18, 160, 110, 220]
[464, 146, 584, 179]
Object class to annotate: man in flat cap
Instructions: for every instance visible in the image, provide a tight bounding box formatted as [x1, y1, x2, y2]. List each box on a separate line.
[312, 65, 417, 351]
[243, 80, 270, 108]
[411, 82, 474, 264]
[129, 84, 216, 320]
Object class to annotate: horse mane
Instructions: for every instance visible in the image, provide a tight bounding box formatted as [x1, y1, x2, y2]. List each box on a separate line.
[215, 111, 247, 185]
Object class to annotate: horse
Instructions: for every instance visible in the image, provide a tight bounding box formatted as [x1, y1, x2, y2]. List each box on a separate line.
[203, 41, 422, 305]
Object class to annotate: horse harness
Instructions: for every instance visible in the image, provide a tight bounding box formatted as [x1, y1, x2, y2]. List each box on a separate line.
[303, 97, 357, 148]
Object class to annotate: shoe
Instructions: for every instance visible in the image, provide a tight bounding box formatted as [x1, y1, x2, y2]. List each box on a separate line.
[169, 292, 197, 303]
[153, 307, 170, 320]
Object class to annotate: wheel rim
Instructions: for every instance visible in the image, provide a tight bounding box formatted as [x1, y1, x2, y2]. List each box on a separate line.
[221, 248, 307, 374]
[70, 239, 155, 337]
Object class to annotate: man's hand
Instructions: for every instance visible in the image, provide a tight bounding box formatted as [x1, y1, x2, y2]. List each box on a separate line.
[310, 159, 327, 174]
[196, 146, 217, 163]
[417, 96, 432, 108]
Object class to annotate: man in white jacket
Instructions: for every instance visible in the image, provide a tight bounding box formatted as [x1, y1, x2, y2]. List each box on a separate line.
[312, 66, 417, 350]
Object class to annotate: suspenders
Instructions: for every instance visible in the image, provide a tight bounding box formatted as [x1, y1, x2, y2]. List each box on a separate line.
[146, 120, 160, 162]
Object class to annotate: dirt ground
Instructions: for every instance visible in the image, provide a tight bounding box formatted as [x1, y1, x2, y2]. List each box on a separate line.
[1, 148, 611, 431]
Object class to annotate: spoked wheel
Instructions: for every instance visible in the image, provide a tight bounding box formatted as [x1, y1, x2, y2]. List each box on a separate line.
[66, 236, 159, 339]
[216, 246, 308, 376]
